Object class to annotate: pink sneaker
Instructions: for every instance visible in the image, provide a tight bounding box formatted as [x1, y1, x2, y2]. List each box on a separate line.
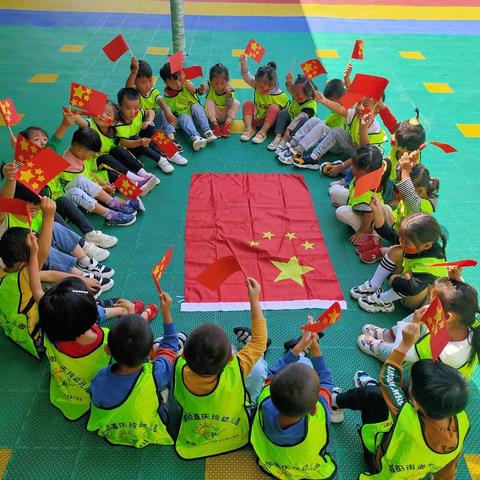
[360, 244, 383, 264]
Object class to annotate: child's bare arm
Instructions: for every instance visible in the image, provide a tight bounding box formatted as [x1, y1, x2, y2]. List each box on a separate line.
[0, 163, 18, 224]
[343, 63, 352, 88]
[53, 110, 76, 141]
[26, 233, 44, 303]
[359, 111, 376, 146]
[125, 56, 139, 88]
[315, 91, 347, 117]
[185, 81, 197, 95]
[38, 197, 56, 268]
[74, 115, 89, 128]
[157, 97, 177, 125]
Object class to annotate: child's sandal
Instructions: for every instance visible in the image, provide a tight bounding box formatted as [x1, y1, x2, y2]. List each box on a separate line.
[252, 131, 267, 144]
[142, 304, 158, 323]
[133, 300, 145, 314]
[240, 129, 256, 141]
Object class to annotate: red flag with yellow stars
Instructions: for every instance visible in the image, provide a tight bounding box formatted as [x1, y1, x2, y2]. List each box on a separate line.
[244, 39, 266, 64]
[69, 83, 107, 117]
[151, 130, 178, 158]
[300, 59, 327, 80]
[421, 296, 450, 360]
[0, 98, 20, 127]
[114, 174, 142, 199]
[0, 198, 32, 227]
[14, 134, 40, 165]
[301, 302, 342, 333]
[182, 174, 345, 312]
[152, 247, 173, 294]
[351, 40, 364, 60]
[15, 148, 69, 195]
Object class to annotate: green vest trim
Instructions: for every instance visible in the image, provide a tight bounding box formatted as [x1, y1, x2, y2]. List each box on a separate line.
[287, 98, 318, 120]
[325, 112, 345, 130]
[0, 268, 41, 358]
[402, 256, 448, 277]
[346, 114, 387, 149]
[44, 329, 111, 420]
[88, 119, 116, 155]
[251, 386, 336, 480]
[6, 211, 43, 233]
[360, 413, 394, 455]
[388, 147, 423, 181]
[173, 355, 251, 459]
[87, 362, 173, 447]
[206, 82, 236, 109]
[393, 197, 434, 231]
[115, 110, 145, 139]
[163, 87, 200, 116]
[359, 403, 469, 479]
[254, 90, 290, 119]
[348, 180, 383, 209]
[137, 87, 161, 111]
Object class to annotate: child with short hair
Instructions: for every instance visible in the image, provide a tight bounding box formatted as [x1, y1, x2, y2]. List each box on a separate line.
[115, 87, 188, 174]
[240, 55, 289, 144]
[205, 63, 240, 138]
[159, 63, 215, 149]
[173, 277, 267, 459]
[251, 319, 336, 479]
[334, 323, 470, 479]
[87, 291, 177, 447]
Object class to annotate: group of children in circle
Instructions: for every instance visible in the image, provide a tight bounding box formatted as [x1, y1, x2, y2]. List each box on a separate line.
[0, 47, 478, 479]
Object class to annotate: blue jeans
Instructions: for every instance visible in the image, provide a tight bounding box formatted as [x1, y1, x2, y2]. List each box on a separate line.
[44, 222, 80, 272]
[63, 175, 102, 212]
[177, 103, 210, 138]
[245, 357, 268, 402]
[96, 306, 107, 323]
[154, 109, 175, 136]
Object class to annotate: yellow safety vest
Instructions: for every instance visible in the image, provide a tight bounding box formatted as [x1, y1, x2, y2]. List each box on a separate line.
[87, 362, 173, 448]
[115, 110, 145, 139]
[348, 180, 383, 210]
[0, 268, 41, 358]
[251, 386, 336, 480]
[87, 119, 116, 155]
[163, 87, 200, 116]
[173, 355, 251, 459]
[346, 114, 387, 149]
[137, 87, 162, 111]
[44, 330, 111, 420]
[6, 211, 43, 233]
[402, 255, 448, 277]
[254, 90, 290, 119]
[206, 82, 237, 109]
[359, 403, 469, 479]
[393, 198, 434, 231]
[287, 98, 317, 120]
[325, 113, 345, 129]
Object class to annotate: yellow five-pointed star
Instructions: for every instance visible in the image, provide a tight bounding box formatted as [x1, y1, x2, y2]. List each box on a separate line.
[73, 85, 85, 98]
[271, 256, 314, 286]
[34, 168, 44, 176]
[285, 232, 296, 240]
[249, 240, 259, 247]
[20, 137, 30, 151]
[263, 231, 275, 240]
[19, 169, 34, 183]
[302, 240, 315, 250]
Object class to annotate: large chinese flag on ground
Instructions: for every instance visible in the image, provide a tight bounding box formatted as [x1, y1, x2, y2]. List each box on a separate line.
[182, 173, 345, 312]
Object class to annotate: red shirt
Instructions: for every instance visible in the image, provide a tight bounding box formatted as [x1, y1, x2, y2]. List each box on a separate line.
[55, 324, 103, 357]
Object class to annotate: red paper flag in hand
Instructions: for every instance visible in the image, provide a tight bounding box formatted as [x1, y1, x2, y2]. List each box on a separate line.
[351, 40, 364, 60]
[114, 174, 142, 199]
[102, 34, 129, 62]
[353, 166, 384, 198]
[300, 59, 327, 80]
[152, 247, 173, 293]
[14, 134, 41, 165]
[151, 130, 178, 158]
[426, 259, 477, 268]
[421, 297, 450, 360]
[196, 255, 244, 291]
[419, 142, 457, 154]
[0, 197, 31, 226]
[69, 83, 107, 116]
[0, 98, 20, 127]
[301, 302, 342, 333]
[15, 148, 69, 194]
[245, 39, 266, 64]
[183, 65, 203, 80]
[169, 51, 184, 74]
[340, 74, 389, 109]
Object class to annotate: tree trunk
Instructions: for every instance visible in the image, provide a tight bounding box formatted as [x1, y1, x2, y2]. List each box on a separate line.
[170, 0, 185, 53]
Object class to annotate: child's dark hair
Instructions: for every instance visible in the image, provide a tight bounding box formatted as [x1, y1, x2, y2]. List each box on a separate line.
[395, 114, 426, 151]
[209, 63, 229, 81]
[134, 60, 153, 79]
[19, 126, 49, 140]
[38, 277, 98, 342]
[294, 74, 316, 100]
[183, 324, 231, 375]
[434, 278, 480, 366]
[323, 79, 345, 100]
[117, 87, 140, 105]
[108, 315, 153, 368]
[352, 145, 392, 195]
[14, 182, 41, 204]
[411, 360, 469, 419]
[270, 363, 319, 418]
[410, 164, 440, 200]
[159, 62, 181, 82]
[72, 127, 101, 153]
[255, 62, 277, 84]
[0, 227, 30, 268]
[399, 213, 447, 259]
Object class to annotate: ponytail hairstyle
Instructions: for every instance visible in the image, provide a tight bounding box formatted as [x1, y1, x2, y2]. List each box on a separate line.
[351, 145, 391, 195]
[410, 164, 440, 200]
[434, 278, 480, 366]
[399, 213, 447, 259]
[209, 63, 230, 82]
[294, 74, 316, 100]
[255, 61, 277, 85]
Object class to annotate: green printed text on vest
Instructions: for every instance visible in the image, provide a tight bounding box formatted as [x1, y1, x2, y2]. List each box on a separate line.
[254, 90, 289, 119]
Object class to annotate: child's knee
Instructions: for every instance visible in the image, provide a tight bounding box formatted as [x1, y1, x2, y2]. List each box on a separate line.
[386, 245, 404, 262]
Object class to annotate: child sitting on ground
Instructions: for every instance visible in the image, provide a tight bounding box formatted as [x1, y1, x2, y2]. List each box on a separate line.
[173, 277, 267, 459]
[87, 291, 177, 447]
[240, 55, 289, 144]
[251, 318, 336, 479]
[205, 63, 240, 138]
[334, 323, 470, 479]
[159, 63, 215, 149]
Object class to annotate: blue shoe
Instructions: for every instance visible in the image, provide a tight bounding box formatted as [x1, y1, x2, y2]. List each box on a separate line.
[105, 212, 137, 227]
[127, 198, 145, 212]
[115, 203, 137, 215]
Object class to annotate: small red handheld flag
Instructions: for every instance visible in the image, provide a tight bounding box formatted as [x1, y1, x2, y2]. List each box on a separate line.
[151, 130, 178, 158]
[196, 255, 244, 291]
[301, 302, 342, 333]
[183, 65, 203, 80]
[353, 166, 384, 198]
[152, 247, 173, 294]
[14, 134, 40, 165]
[419, 142, 457, 154]
[351, 40, 364, 60]
[69, 83, 107, 116]
[0, 197, 32, 226]
[0, 98, 20, 127]
[245, 39, 266, 64]
[421, 297, 450, 360]
[114, 174, 142, 199]
[15, 148, 69, 194]
[300, 59, 327, 80]
[340, 74, 389, 109]
[169, 51, 184, 74]
[426, 259, 477, 268]
[102, 34, 129, 62]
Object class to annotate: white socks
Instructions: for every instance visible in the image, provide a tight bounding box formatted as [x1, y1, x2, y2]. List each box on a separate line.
[370, 254, 396, 290]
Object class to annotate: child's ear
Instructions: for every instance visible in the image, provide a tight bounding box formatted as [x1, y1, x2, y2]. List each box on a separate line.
[309, 404, 318, 416]
[421, 241, 433, 251]
[104, 344, 111, 355]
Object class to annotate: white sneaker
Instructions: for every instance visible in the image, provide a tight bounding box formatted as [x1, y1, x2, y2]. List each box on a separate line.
[77, 258, 115, 279]
[331, 387, 344, 424]
[83, 241, 110, 262]
[157, 156, 174, 174]
[267, 137, 282, 151]
[169, 152, 188, 165]
[192, 135, 208, 151]
[329, 178, 346, 187]
[84, 230, 118, 248]
[350, 280, 377, 300]
[359, 292, 395, 313]
[204, 129, 217, 143]
[274, 139, 287, 153]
